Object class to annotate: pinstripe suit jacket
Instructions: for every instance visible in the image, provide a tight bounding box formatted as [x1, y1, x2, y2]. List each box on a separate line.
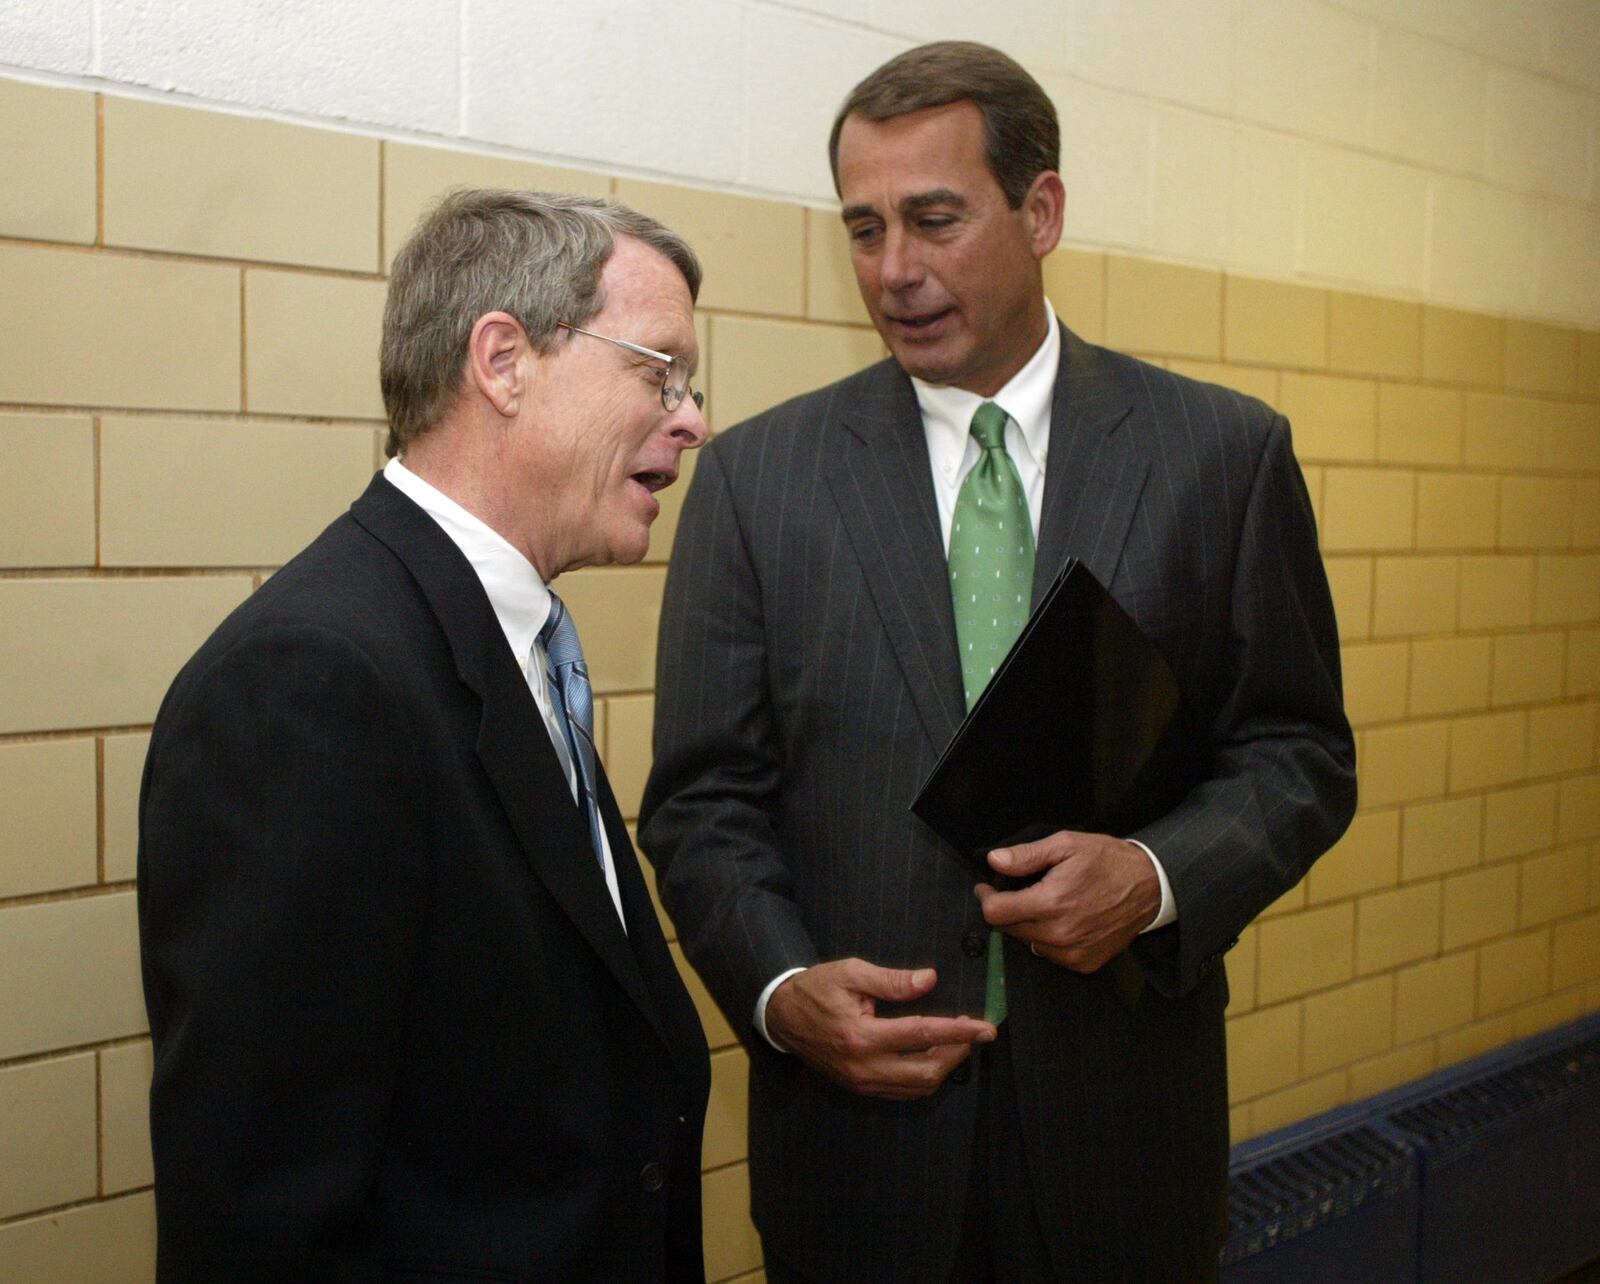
[641, 324, 1356, 1282]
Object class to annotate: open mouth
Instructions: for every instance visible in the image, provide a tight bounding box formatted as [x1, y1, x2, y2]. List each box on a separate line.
[888, 307, 953, 333]
[631, 470, 675, 494]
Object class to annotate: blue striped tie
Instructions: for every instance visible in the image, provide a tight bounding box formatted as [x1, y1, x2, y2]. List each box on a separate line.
[540, 592, 605, 867]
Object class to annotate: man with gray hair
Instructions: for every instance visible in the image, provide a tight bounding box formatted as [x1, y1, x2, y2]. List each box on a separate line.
[138, 189, 712, 1282]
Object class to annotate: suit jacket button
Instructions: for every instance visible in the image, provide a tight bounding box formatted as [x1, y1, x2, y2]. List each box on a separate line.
[640, 1162, 665, 1192]
[949, 1061, 972, 1086]
[961, 930, 987, 958]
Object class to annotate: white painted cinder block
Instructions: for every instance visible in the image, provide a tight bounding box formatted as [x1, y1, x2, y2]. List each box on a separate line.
[1152, 107, 1233, 264]
[1052, 75, 1154, 252]
[1229, 127, 1302, 281]
[1544, 0, 1600, 94]
[739, 7, 907, 201]
[1535, 202, 1600, 326]
[869, 0, 1070, 77]
[463, 0, 745, 182]
[96, 0, 460, 133]
[1236, 0, 1372, 151]
[1301, 144, 1428, 292]
[1484, 66, 1592, 203]
[1066, 0, 1234, 115]
[1427, 174, 1543, 316]
[1370, 28, 1488, 174]
[0, 2, 93, 75]
[1364, 0, 1547, 70]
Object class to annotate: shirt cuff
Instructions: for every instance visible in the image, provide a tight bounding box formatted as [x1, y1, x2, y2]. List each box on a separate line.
[1129, 839, 1176, 932]
[753, 967, 809, 1051]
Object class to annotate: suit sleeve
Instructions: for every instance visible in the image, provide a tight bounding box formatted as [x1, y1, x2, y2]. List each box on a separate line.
[1131, 414, 1357, 996]
[138, 624, 430, 1282]
[639, 443, 820, 1040]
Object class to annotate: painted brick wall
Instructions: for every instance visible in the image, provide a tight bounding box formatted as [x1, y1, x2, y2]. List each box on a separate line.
[1, 76, 1598, 1280]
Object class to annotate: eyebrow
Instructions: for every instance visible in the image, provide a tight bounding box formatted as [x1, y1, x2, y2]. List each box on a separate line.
[841, 189, 970, 223]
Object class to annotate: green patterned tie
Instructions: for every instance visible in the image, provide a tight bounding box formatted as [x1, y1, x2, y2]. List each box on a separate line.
[948, 400, 1035, 1025]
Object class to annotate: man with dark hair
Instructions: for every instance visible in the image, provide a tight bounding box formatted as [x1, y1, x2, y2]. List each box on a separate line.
[643, 42, 1356, 1283]
[139, 189, 712, 1282]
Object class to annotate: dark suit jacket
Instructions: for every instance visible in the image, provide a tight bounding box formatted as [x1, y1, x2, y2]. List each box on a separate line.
[138, 474, 711, 1283]
[640, 326, 1356, 1282]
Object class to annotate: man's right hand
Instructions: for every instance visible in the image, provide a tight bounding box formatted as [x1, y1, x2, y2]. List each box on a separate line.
[763, 959, 997, 1100]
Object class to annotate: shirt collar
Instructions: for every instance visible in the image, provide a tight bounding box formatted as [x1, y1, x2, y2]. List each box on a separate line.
[912, 299, 1059, 479]
[383, 457, 552, 665]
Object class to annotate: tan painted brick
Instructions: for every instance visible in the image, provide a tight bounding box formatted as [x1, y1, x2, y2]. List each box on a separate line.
[1484, 783, 1560, 861]
[1348, 1041, 1436, 1101]
[0, 80, 96, 244]
[1409, 636, 1492, 717]
[1042, 247, 1105, 345]
[641, 439, 698, 568]
[1535, 401, 1599, 473]
[601, 693, 652, 822]
[1378, 384, 1464, 466]
[1591, 846, 1600, 912]
[1231, 1104, 1255, 1144]
[1458, 556, 1535, 631]
[1464, 394, 1545, 470]
[1257, 903, 1355, 1003]
[615, 179, 804, 318]
[1437, 1011, 1519, 1067]
[0, 414, 96, 568]
[1579, 330, 1600, 399]
[1372, 555, 1456, 636]
[1513, 988, 1589, 1040]
[806, 207, 872, 328]
[0, 739, 97, 898]
[0, 577, 250, 735]
[1442, 863, 1520, 950]
[0, 1053, 97, 1219]
[1558, 774, 1600, 843]
[104, 98, 378, 271]
[702, 1162, 762, 1283]
[1340, 641, 1409, 726]
[1104, 256, 1221, 360]
[1309, 808, 1401, 903]
[1527, 702, 1597, 778]
[101, 732, 149, 884]
[1167, 360, 1279, 405]
[1324, 556, 1373, 640]
[100, 1039, 155, 1195]
[1402, 795, 1482, 880]
[1323, 471, 1414, 553]
[1552, 912, 1600, 988]
[1259, 881, 1307, 919]
[1303, 975, 1394, 1076]
[382, 141, 609, 271]
[0, 1190, 155, 1284]
[1328, 292, 1420, 379]
[1504, 319, 1579, 396]
[1224, 276, 1326, 368]
[703, 1046, 749, 1170]
[1477, 929, 1550, 1015]
[1571, 628, 1600, 696]
[670, 942, 734, 1050]
[1422, 306, 1504, 388]
[1303, 464, 1323, 528]
[0, 892, 146, 1059]
[1535, 555, 1600, 625]
[1249, 1070, 1348, 1135]
[1278, 374, 1376, 463]
[1491, 631, 1567, 707]
[100, 417, 374, 567]
[0, 245, 240, 411]
[245, 270, 386, 420]
[1394, 952, 1478, 1044]
[557, 566, 664, 694]
[1360, 721, 1449, 808]
[1356, 881, 1442, 973]
[1226, 1002, 1302, 1101]
[708, 315, 882, 430]
[1521, 845, 1592, 928]
[1449, 709, 1528, 792]
[1573, 482, 1600, 550]
[1499, 477, 1571, 551]
[1416, 473, 1497, 550]
[1227, 925, 1258, 1014]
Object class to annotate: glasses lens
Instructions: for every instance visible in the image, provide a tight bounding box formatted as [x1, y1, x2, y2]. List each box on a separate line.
[662, 356, 691, 412]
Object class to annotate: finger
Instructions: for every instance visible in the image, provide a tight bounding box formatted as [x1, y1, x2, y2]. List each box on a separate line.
[870, 1013, 997, 1054]
[976, 882, 1054, 929]
[987, 831, 1077, 877]
[839, 959, 939, 1002]
[863, 1043, 976, 1099]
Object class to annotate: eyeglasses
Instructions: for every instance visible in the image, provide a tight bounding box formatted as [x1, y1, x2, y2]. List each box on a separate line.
[556, 322, 703, 413]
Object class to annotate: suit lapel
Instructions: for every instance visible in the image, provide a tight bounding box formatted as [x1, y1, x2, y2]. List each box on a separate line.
[825, 363, 967, 754]
[350, 476, 666, 1042]
[1033, 325, 1148, 602]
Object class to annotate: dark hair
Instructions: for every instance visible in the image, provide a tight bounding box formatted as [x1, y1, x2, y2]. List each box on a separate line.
[827, 41, 1060, 209]
[380, 188, 701, 457]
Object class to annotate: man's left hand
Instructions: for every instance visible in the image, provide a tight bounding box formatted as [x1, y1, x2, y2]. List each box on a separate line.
[974, 830, 1160, 973]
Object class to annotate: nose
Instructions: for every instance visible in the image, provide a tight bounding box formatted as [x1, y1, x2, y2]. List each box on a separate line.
[666, 391, 709, 450]
[879, 226, 923, 293]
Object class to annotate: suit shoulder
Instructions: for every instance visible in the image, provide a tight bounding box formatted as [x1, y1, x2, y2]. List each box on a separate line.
[1096, 344, 1281, 437]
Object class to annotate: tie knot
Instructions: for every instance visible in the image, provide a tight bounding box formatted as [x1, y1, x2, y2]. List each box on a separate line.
[970, 401, 1008, 451]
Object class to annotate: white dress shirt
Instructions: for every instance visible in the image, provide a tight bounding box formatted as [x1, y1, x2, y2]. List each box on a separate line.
[753, 303, 1175, 1046]
[384, 457, 626, 927]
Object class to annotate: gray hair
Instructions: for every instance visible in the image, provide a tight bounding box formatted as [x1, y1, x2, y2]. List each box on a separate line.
[380, 188, 702, 456]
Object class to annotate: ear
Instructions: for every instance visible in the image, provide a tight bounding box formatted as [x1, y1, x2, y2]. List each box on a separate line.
[466, 311, 530, 419]
[1021, 170, 1066, 261]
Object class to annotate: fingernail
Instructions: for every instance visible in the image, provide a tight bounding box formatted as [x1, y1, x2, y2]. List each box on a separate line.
[990, 848, 1010, 866]
[911, 968, 933, 987]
